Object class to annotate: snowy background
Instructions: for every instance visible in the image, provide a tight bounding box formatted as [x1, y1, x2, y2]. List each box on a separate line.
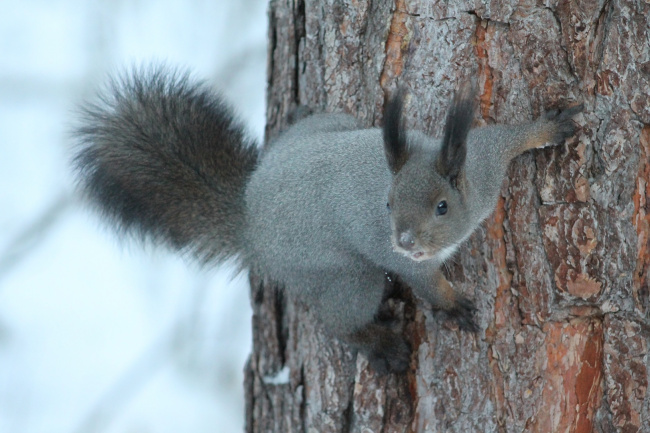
[0, 1, 267, 432]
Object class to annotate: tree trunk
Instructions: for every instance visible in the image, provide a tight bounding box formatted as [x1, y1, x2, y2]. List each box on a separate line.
[245, 0, 650, 431]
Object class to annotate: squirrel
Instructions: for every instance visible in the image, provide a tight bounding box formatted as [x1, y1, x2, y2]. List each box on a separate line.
[73, 66, 582, 373]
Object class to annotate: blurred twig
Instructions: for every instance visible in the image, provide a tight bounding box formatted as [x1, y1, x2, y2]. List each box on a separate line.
[0, 194, 72, 284]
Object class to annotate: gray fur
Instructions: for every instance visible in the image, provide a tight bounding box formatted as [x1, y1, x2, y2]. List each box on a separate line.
[74, 67, 582, 373]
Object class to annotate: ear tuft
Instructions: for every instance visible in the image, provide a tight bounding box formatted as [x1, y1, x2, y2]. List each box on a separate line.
[437, 83, 477, 186]
[383, 89, 409, 174]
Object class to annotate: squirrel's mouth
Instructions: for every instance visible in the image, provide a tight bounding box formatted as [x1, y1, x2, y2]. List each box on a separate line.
[392, 243, 435, 262]
[406, 251, 434, 262]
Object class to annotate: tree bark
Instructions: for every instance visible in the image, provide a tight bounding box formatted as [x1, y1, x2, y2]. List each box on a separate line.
[245, 0, 650, 432]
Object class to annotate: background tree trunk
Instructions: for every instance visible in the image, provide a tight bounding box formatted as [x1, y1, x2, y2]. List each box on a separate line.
[245, 0, 650, 431]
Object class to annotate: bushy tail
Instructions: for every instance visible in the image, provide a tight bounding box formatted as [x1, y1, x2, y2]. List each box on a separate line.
[73, 66, 258, 264]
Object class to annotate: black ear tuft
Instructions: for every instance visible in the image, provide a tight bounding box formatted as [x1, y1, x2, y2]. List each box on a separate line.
[437, 83, 477, 187]
[383, 89, 409, 174]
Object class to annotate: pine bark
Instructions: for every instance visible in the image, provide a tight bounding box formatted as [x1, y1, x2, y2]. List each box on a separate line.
[245, 0, 650, 432]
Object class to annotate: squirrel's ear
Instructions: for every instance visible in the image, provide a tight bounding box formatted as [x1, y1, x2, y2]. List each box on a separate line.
[383, 89, 409, 174]
[436, 83, 477, 187]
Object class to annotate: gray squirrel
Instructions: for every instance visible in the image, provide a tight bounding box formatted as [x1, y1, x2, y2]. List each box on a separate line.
[74, 66, 582, 373]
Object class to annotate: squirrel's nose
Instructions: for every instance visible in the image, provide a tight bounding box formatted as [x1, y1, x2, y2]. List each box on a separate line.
[398, 231, 416, 250]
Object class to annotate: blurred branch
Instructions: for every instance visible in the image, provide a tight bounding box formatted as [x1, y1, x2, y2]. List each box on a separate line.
[0, 194, 72, 283]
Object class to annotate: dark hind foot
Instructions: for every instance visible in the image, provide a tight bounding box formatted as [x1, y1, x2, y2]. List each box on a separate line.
[350, 323, 411, 374]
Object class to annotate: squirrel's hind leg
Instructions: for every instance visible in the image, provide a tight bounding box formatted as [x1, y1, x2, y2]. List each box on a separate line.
[313, 269, 411, 374]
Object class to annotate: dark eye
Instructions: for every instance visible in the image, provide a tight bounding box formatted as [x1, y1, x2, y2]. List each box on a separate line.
[436, 200, 448, 216]
[386, 202, 391, 212]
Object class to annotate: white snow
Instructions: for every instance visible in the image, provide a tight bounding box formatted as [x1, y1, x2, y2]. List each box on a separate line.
[0, 1, 267, 432]
[262, 366, 291, 386]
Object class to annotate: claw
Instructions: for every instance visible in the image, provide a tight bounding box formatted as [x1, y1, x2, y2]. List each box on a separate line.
[546, 103, 583, 144]
[445, 296, 479, 333]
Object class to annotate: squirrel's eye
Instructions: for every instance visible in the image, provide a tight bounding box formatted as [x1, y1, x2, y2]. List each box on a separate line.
[386, 202, 391, 212]
[436, 200, 448, 216]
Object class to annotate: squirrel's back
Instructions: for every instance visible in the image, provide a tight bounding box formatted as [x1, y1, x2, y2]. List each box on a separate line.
[74, 67, 259, 264]
[244, 122, 394, 284]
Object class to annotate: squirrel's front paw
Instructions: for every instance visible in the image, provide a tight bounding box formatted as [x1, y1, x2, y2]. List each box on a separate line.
[546, 104, 583, 144]
[367, 332, 411, 374]
[445, 296, 479, 333]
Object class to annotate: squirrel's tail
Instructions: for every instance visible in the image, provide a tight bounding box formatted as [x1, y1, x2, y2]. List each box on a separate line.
[73, 66, 258, 264]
